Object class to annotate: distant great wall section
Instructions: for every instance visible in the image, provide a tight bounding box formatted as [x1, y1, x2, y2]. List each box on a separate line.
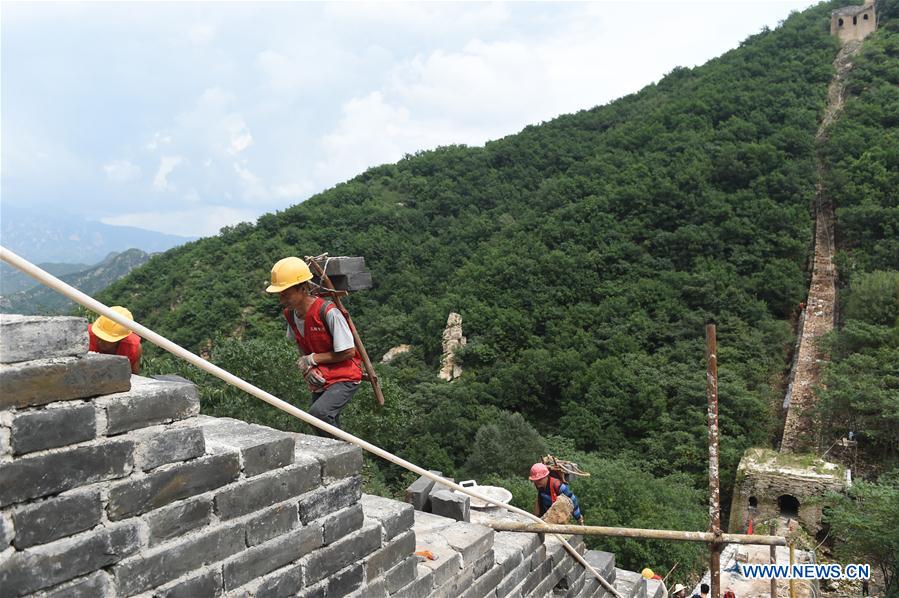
[0, 314, 654, 598]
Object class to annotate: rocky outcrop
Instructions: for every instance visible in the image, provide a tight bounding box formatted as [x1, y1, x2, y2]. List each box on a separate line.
[381, 345, 412, 364]
[438, 313, 466, 382]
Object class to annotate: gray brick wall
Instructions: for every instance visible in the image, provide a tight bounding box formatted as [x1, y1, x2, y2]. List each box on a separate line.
[1, 315, 625, 598]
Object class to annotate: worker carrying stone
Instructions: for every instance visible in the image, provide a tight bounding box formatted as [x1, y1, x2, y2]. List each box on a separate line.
[266, 256, 362, 432]
[88, 305, 142, 374]
[529, 462, 585, 524]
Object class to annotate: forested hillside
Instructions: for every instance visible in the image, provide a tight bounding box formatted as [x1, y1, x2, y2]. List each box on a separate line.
[815, 8, 899, 594]
[98, 1, 869, 580]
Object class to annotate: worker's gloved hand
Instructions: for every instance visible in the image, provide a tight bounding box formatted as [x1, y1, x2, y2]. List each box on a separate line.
[578, 515, 585, 525]
[304, 367, 326, 392]
[297, 354, 317, 374]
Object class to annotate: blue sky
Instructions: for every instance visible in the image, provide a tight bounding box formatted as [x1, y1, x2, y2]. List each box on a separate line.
[2, 1, 817, 238]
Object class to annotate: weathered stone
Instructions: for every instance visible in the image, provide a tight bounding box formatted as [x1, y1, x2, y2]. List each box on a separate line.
[0, 425, 10, 461]
[304, 522, 381, 585]
[416, 538, 462, 590]
[144, 496, 214, 546]
[531, 557, 567, 598]
[133, 423, 206, 471]
[473, 548, 495, 579]
[385, 556, 417, 594]
[325, 272, 373, 292]
[224, 524, 323, 590]
[246, 501, 299, 546]
[522, 557, 552, 596]
[0, 354, 131, 409]
[360, 493, 414, 541]
[323, 257, 367, 276]
[353, 577, 389, 598]
[583, 550, 616, 580]
[297, 580, 328, 598]
[319, 503, 364, 545]
[0, 522, 139, 596]
[297, 475, 362, 524]
[11, 403, 96, 455]
[365, 529, 415, 581]
[201, 417, 295, 477]
[113, 521, 245, 596]
[392, 566, 434, 598]
[253, 563, 304, 598]
[327, 563, 364, 597]
[38, 570, 114, 598]
[495, 558, 529, 597]
[462, 563, 504, 598]
[12, 489, 102, 548]
[0, 440, 133, 507]
[289, 433, 362, 482]
[107, 452, 239, 520]
[432, 562, 474, 598]
[404, 470, 442, 511]
[155, 568, 223, 598]
[215, 457, 320, 520]
[1, 509, 14, 548]
[0, 315, 88, 364]
[99, 376, 199, 435]
[441, 521, 492, 567]
[431, 488, 470, 523]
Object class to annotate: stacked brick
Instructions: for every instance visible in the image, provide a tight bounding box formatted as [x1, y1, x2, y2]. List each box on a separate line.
[0, 315, 417, 597]
[404, 473, 664, 598]
[1, 314, 662, 598]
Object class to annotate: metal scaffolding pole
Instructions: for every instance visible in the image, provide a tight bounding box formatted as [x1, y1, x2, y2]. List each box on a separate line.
[483, 521, 787, 546]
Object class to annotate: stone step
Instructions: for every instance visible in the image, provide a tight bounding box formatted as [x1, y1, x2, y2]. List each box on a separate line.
[198, 416, 295, 477]
[1, 353, 131, 410]
[96, 375, 199, 435]
[0, 314, 88, 364]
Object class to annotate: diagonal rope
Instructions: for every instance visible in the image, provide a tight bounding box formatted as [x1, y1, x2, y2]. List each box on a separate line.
[0, 245, 622, 598]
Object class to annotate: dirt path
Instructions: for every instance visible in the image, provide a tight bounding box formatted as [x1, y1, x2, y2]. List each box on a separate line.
[780, 41, 862, 454]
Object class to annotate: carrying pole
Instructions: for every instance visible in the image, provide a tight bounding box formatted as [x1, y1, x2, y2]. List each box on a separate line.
[305, 256, 385, 406]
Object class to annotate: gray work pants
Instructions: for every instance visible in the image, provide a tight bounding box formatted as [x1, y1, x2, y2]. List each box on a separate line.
[309, 381, 360, 434]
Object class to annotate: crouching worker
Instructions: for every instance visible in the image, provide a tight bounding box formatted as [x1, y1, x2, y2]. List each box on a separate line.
[88, 306, 142, 374]
[266, 257, 362, 434]
[529, 462, 585, 524]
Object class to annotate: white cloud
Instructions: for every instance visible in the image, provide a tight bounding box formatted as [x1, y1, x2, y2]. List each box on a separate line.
[102, 205, 260, 237]
[187, 22, 216, 46]
[103, 159, 141, 182]
[153, 156, 183, 191]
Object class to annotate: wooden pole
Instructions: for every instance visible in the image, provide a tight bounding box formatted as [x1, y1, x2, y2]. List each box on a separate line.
[483, 521, 787, 546]
[305, 257, 385, 406]
[707, 324, 722, 598]
[770, 544, 778, 598]
[789, 543, 797, 598]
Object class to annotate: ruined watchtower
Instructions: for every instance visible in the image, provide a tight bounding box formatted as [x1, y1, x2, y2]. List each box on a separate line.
[831, 0, 877, 43]
[728, 449, 847, 537]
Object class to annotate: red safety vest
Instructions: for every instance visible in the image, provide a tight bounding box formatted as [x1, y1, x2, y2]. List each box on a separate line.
[88, 324, 142, 370]
[284, 297, 362, 388]
[549, 476, 560, 503]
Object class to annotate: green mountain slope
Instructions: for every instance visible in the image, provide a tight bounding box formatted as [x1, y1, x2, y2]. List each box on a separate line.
[819, 7, 899, 470]
[3, 249, 150, 315]
[96, 1, 867, 575]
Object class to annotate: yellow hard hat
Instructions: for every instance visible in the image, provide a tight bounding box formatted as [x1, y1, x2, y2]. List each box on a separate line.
[642, 568, 654, 580]
[266, 257, 313, 293]
[93, 306, 134, 342]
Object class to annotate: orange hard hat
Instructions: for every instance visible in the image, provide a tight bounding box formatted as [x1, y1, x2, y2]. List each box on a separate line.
[529, 463, 550, 481]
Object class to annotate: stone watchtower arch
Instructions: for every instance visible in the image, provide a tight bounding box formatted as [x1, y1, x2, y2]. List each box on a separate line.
[831, 0, 877, 43]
